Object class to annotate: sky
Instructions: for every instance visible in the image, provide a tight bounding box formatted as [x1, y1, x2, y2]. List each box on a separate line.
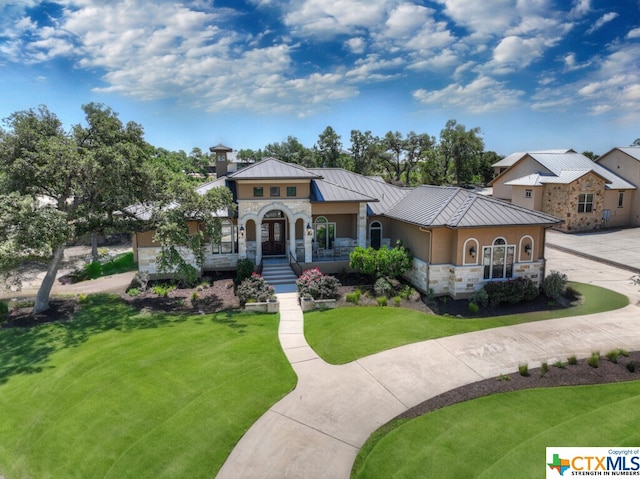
[1, 0, 639, 157]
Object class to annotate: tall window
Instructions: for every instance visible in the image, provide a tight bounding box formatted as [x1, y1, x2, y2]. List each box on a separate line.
[211, 220, 237, 254]
[618, 191, 624, 208]
[578, 193, 594, 213]
[369, 221, 382, 249]
[483, 238, 515, 280]
[314, 216, 335, 250]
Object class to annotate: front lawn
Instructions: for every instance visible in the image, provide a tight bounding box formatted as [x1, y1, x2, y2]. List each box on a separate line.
[0, 295, 296, 478]
[305, 282, 628, 364]
[352, 380, 640, 478]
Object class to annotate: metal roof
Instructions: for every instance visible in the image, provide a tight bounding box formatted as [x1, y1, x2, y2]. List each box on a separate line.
[385, 186, 562, 228]
[310, 179, 378, 202]
[613, 147, 640, 161]
[492, 149, 576, 168]
[228, 157, 323, 180]
[310, 168, 410, 214]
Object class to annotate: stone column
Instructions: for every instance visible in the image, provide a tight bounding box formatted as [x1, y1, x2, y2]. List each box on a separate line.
[255, 221, 262, 265]
[289, 219, 296, 259]
[356, 203, 367, 248]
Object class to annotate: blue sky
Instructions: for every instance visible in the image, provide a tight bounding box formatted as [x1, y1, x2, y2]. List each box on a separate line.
[1, 0, 639, 157]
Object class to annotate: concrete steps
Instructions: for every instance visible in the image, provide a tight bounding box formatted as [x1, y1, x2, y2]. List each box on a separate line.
[262, 263, 298, 294]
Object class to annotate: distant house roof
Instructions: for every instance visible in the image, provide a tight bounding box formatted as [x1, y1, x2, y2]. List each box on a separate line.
[491, 151, 636, 190]
[492, 149, 576, 168]
[598, 146, 640, 163]
[385, 186, 562, 228]
[228, 157, 323, 180]
[209, 143, 233, 152]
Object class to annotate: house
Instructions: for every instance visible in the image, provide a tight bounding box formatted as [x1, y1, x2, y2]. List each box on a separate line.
[133, 157, 562, 299]
[490, 151, 636, 232]
[596, 147, 640, 227]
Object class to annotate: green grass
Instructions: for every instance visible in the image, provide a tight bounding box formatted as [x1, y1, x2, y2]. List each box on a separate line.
[352, 381, 640, 479]
[76, 252, 137, 280]
[305, 282, 628, 364]
[0, 295, 296, 478]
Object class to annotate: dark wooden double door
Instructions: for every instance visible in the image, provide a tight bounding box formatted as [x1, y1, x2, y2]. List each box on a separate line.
[261, 220, 286, 255]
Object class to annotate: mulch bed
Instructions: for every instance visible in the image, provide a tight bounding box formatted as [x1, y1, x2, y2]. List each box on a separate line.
[4, 272, 639, 421]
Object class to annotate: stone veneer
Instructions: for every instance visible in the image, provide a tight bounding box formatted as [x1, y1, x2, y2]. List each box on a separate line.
[137, 246, 238, 276]
[425, 261, 545, 298]
[542, 173, 606, 232]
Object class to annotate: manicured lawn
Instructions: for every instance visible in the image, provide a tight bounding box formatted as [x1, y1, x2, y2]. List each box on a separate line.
[0, 295, 296, 478]
[352, 380, 640, 478]
[305, 282, 628, 364]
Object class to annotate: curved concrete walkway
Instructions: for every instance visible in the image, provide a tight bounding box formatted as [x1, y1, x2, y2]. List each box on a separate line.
[217, 249, 640, 478]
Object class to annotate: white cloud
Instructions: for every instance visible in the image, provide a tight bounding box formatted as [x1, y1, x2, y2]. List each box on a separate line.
[569, 0, 591, 18]
[586, 12, 618, 35]
[345, 37, 366, 54]
[628, 28, 640, 39]
[435, 0, 518, 38]
[413, 75, 524, 113]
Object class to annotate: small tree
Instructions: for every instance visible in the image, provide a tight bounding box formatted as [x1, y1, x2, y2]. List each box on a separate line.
[296, 268, 341, 299]
[236, 273, 275, 305]
[542, 270, 568, 299]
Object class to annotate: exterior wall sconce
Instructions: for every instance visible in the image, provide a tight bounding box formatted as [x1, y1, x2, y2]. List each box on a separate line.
[525, 244, 532, 255]
[239, 225, 245, 238]
[306, 223, 313, 236]
[469, 246, 476, 258]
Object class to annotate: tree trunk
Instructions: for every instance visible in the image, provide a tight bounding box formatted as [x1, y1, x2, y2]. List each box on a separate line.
[33, 245, 65, 314]
[91, 232, 99, 262]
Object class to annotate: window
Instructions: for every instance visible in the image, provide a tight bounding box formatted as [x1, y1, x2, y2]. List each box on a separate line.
[314, 216, 335, 250]
[270, 186, 280, 197]
[618, 191, 624, 208]
[253, 187, 263, 198]
[578, 193, 594, 213]
[211, 220, 237, 254]
[287, 186, 297, 197]
[483, 238, 515, 280]
[525, 189, 532, 198]
[369, 221, 382, 249]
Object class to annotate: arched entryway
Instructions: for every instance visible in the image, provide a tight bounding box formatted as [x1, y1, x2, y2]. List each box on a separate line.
[261, 210, 286, 256]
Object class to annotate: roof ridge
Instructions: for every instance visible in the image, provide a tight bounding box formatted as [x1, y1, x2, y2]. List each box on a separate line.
[447, 191, 478, 227]
[312, 178, 379, 202]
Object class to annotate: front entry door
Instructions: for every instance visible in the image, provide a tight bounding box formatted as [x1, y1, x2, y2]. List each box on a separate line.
[261, 220, 286, 255]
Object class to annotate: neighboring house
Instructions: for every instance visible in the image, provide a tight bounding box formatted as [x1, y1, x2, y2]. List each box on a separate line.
[596, 147, 640, 227]
[492, 149, 576, 177]
[134, 157, 562, 299]
[490, 151, 636, 232]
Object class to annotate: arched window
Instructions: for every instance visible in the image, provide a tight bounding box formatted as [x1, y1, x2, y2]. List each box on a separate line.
[314, 216, 335, 250]
[369, 221, 382, 249]
[482, 237, 515, 280]
[211, 219, 237, 254]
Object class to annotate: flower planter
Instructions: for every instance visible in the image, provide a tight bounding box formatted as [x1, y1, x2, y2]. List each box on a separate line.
[299, 297, 336, 311]
[244, 300, 279, 313]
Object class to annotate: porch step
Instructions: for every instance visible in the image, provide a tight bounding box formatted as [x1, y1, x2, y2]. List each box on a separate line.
[261, 263, 298, 294]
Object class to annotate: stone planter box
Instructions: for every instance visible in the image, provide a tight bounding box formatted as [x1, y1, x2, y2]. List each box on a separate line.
[244, 300, 279, 313]
[299, 298, 337, 311]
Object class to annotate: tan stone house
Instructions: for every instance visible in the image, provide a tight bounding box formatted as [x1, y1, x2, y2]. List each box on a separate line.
[490, 151, 636, 231]
[134, 157, 562, 298]
[596, 147, 640, 227]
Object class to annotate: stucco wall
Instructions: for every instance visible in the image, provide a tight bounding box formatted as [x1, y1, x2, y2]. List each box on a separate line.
[491, 156, 550, 200]
[541, 173, 606, 231]
[602, 189, 631, 228]
[597, 149, 640, 226]
[236, 180, 310, 200]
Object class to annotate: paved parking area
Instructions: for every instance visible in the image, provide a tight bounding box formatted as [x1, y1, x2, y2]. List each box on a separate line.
[546, 227, 640, 273]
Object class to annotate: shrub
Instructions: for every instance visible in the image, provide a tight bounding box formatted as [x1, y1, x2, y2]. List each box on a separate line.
[540, 362, 549, 377]
[345, 289, 361, 304]
[563, 285, 581, 301]
[553, 361, 566, 369]
[0, 301, 8, 324]
[349, 243, 412, 279]
[127, 288, 141, 297]
[483, 277, 539, 306]
[497, 374, 511, 381]
[542, 270, 568, 299]
[469, 288, 489, 307]
[626, 361, 640, 373]
[518, 363, 529, 377]
[151, 283, 176, 297]
[588, 352, 600, 368]
[567, 355, 578, 365]
[606, 349, 620, 363]
[374, 277, 394, 297]
[130, 271, 149, 292]
[237, 273, 275, 305]
[376, 296, 388, 307]
[235, 258, 254, 286]
[191, 291, 200, 302]
[398, 285, 414, 300]
[468, 302, 480, 314]
[296, 268, 341, 300]
[393, 296, 402, 307]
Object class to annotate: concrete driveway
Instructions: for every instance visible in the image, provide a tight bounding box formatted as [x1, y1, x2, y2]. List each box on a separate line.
[217, 247, 640, 479]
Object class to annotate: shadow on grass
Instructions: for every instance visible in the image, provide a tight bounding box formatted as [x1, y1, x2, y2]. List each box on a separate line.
[0, 294, 245, 385]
